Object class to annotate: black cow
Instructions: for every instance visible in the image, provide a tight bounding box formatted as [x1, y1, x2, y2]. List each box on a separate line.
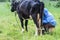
[11, 0, 44, 35]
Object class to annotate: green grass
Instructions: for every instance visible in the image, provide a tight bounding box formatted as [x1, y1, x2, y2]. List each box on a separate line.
[0, 2, 60, 40]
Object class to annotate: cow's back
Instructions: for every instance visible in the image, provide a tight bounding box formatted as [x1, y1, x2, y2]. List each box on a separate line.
[18, 0, 39, 13]
[19, 0, 30, 13]
[17, 0, 40, 19]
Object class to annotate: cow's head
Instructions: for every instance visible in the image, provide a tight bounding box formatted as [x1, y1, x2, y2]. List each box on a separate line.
[11, 0, 19, 12]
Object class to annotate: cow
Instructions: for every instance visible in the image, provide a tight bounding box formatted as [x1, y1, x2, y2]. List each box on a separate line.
[11, 0, 44, 35]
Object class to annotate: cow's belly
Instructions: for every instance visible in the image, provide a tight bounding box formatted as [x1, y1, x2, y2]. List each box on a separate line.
[21, 13, 30, 19]
[22, 15, 32, 20]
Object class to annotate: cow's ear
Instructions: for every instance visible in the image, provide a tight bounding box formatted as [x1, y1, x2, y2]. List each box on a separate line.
[15, 2, 18, 5]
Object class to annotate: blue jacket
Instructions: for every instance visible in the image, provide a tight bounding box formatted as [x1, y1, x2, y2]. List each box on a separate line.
[43, 8, 56, 26]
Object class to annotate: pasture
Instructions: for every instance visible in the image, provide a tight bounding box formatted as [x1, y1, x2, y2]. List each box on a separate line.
[0, 2, 60, 40]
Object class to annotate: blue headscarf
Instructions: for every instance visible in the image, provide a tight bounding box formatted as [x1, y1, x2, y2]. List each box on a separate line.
[43, 8, 56, 26]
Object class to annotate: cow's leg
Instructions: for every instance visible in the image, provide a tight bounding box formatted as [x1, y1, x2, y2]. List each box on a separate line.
[20, 18, 24, 33]
[25, 20, 28, 32]
[31, 14, 41, 36]
[37, 14, 42, 35]
[39, 2, 44, 35]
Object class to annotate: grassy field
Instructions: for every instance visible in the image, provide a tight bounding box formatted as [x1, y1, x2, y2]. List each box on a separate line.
[0, 2, 60, 40]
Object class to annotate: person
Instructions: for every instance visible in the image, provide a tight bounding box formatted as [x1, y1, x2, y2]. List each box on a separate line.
[43, 8, 56, 33]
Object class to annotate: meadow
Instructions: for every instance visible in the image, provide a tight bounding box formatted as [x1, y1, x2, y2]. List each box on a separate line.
[0, 2, 60, 40]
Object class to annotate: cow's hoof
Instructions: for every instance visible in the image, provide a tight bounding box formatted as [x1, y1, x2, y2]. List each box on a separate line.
[21, 28, 25, 33]
[35, 31, 38, 36]
[35, 31, 40, 36]
[35, 33, 38, 36]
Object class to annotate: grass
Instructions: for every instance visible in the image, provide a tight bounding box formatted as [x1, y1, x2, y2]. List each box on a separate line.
[0, 2, 60, 40]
